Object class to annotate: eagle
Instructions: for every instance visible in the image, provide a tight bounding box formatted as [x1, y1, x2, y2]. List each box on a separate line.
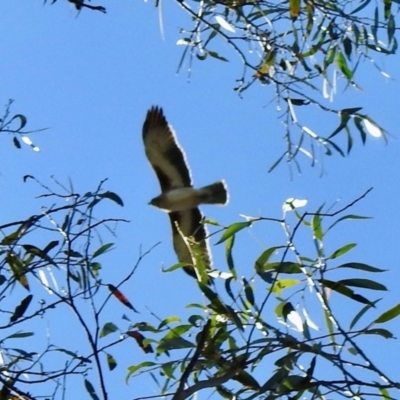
[142, 106, 228, 282]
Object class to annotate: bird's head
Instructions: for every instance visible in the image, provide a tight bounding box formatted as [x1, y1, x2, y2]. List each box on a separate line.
[148, 195, 163, 208]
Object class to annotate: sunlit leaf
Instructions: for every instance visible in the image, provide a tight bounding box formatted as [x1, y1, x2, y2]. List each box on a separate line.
[93, 243, 114, 258]
[374, 303, 400, 324]
[215, 15, 236, 33]
[126, 362, 156, 382]
[216, 221, 252, 244]
[289, 0, 301, 19]
[363, 118, 382, 137]
[328, 243, 356, 259]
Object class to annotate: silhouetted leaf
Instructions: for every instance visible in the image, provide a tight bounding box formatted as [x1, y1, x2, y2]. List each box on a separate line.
[13, 136, 21, 149]
[99, 191, 124, 206]
[339, 278, 387, 291]
[10, 295, 33, 323]
[84, 379, 100, 400]
[320, 279, 372, 305]
[364, 328, 394, 339]
[336, 262, 386, 273]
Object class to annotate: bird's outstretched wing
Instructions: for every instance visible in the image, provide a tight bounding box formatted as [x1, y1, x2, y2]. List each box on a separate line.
[142, 106, 192, 192]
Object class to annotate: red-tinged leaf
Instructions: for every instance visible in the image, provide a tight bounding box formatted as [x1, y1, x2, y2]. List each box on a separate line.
[127, 331, 154, 353]
[108, 284, 138, 312]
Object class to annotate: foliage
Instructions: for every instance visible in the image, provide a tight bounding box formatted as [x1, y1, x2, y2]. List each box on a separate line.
[47, 0, 396, 169]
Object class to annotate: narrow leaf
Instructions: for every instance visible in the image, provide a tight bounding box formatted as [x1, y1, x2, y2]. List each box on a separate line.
[374, 303, 400, 324]
[216, 221, 252, 245]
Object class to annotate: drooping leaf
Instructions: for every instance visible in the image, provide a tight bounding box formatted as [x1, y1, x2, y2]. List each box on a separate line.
[320, 279, 373, 305]
[233, 370, 260, 389]
[7, 251, 29, 291]
[108, 284, 138, 312]
[13, 136, 21, 149]
[84, 379, 100, 400]
[349, 300, 380, 329]
[10, 295, 33, 323]
[225, 235, 237, 278]
[243, 278, 255, 306]
[106, 353, 117, 370]
[127, 331, 154, 353]
[289, 0, 301, 19]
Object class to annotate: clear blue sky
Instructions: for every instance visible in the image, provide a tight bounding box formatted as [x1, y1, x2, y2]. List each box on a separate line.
[1, 1, 399, 399]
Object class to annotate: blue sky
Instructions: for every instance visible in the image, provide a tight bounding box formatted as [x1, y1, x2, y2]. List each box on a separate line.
[1, 1, 399, 399]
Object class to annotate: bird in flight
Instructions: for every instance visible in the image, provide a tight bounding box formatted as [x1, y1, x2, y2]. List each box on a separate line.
[142, 106, 228, 282]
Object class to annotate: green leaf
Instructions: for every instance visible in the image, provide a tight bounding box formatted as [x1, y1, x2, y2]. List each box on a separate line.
[349, 300, 380, 329]
[225, 235, 237, 278]
[233, 370, 260, 389]
[336, 51, 353, 79]
[338, 278, 387, 291]
[271, 278, 301, 296]
[328, 243, 356, 259]
[99, 191, 124, 206]
[336, 262, 386, 273]
[254, 246, 280, 271]
[208, 51, 228, 62]
[364, 328, 394, 339]
[43, 240, 59, 254]
[320, 279, 372, 306]
[126, 362, 156, 382]
[107, 353, 117, 371]
[22, 244, 58, 266]
[6, 332, 34, 339]
[380, 387, 392, 400]
[10, 295, 33, 323]
[289, 0, 301, 19]
[263, 262, 302, 274]
[158, 316, 181, 330]
[216, 221, 252, 245]
[100, 322, 118, 338]
[84, 379, 100, 400]
[374, 303, 400, 324]
[92, 243, 114, 258]
[243, 278, 255, 306]
[312, 214, 323, 241]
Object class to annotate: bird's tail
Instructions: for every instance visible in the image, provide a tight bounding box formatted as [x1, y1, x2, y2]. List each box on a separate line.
[198, 181, 229, 205]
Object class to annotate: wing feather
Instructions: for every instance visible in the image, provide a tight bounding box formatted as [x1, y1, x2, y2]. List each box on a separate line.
[143, 106, 192, 192]
[168, 208, 212, 280]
